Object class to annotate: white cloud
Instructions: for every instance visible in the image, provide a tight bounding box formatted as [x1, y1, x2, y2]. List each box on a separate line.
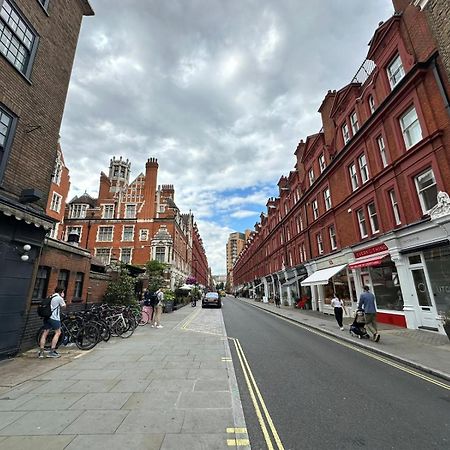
[230, 210, 259, 219]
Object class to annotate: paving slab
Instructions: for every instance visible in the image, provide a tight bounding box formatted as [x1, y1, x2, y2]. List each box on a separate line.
[16, 393, 84, 410]
[122, 391, 179, 410]
[161, 433, 232, 450]
[0, 435, 75, 450]
[65, 433, 164, 450]
[61, 409, 130, 434]
[177, 391, 232, 409]
[116, 409, 185, 434]
[0, 411, 27, 431]
[110, 379, 152, 393]
[64, 379, 119, 394]
[70, 392, 131, 410]
[145, 379, 196, 393]
[181, 408, 234, 433]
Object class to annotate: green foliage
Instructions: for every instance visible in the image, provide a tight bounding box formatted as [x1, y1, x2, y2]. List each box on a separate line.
[163, 289, 175, 301]
[146, 259, 167, 292]
[104, 270, 137, 306]
[216, 282, 225, 290]
[191, 286, 201, 300]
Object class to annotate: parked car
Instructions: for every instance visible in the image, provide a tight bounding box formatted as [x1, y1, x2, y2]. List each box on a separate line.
[202, 292, 221, 308]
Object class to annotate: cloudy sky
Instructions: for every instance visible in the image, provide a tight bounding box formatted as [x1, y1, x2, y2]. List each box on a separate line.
[60, 0, 394, 275]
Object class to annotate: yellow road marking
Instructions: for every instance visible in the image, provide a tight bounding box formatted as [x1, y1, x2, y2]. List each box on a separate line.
[227, 427, 248, 434]
[227, 439, 251, 446]
[180, 308, 202, 330]
[253, 305, 450, 391]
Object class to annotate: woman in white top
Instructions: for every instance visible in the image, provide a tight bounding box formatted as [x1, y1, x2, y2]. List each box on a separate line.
[331, 293, 346, 330]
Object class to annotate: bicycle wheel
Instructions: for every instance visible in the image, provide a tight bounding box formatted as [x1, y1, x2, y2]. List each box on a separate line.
[75, 324, 99, 350]
[139, 310, 150, 326]
[36, 326, 64, 349]
[118, 318, 135, 338]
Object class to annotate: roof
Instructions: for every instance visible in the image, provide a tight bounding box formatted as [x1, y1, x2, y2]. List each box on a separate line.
[68, 192, 97, 207]
[79, 0, 95, 16]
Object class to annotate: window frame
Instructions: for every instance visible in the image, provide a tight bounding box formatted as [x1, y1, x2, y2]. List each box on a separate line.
[0, 104, 17, 182]
[50, 192, 62, 212]
[356, 208, 368, 238]
[66, 226, 82, 241]
[316, 232, 324, 255]
[323, 188, 332, 211]
[102, 204, 115, 219]
[69, 204, 88, 219]
[120, 247, 132, 264]
[377, 136, 388, 168]
[122, 225, 134, 242]
[37, 0, 50, 12]
[387, 53, 405, 89]
[52, 157, 62, 185]
[308, 168, 315, 186]
[350, 111, 359, 135]
[342, 122, 350, 144]
[318, 154, 326, 173]
[312, 199, 319, 220]
[0, 0, 39, 78]
[155, 246, 166, 263]
[125, 203, 136, 218]
[57, 269, 69, 294]
[95, 247, 111, 265]
[97, 225, 114, 242]
[74, 272, 84, 299]
[389, 189, 401, 225]
[32, 266, 50, 301]
[349, 163, 359, 191]
[367, 202, 380, 234]
[400, 106, 422, 150]
[139, 229, 149, 241]
[368, 95, 376, 114]
[358, 153, 369, 184]
[329, 225, 337, 250]
[414, 168, 438, 214]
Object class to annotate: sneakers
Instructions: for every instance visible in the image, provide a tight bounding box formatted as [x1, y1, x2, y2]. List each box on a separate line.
[151, 324, 155, 328]
[46, 350, 60, 358]
[156, 325, 163, 329]
[340, 327, 344, 331]
[375, 333, 381, 342]
[38, 350, 45, 358]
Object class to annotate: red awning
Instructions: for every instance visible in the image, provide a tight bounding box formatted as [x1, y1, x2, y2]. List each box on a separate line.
[348, 251, 390, 269]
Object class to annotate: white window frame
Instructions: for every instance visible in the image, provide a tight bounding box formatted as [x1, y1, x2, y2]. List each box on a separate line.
[358, 154, 369, 183]
[122, 225, 134, 242]
[316, 233, 324, 255]
[400, 107, 422, 150]
[389, 189, 401, 225]
[414, 168, 438, 214]
[95, 248, 111, 265]
[323, 188, 332, 211]
[377, 136, 388, 168]
[97, 225, 114, 242]
[318, 154, 326, 173]
[50, 192, 62, 213]
[349, 163, 359, 191]
[49, 222, 59, 239]
[139, 229, 149, 241]
[66, 226, 82, 241]
[357, 208, 368, 238]
[52, 158, 62, 185]
[342, 123, 350, 144]
[368, 95, 376, 114]
[308, 168, 315, 186]
[102, 204, 115, 219]
[120, 247, 133, 264]
[155, 246, 166, 263]
[387, 53, 405, 89]
[312, 199, 319, 220]
[69, 204, 88, 219]
[125, 204, 136, 218]
[329, 226, 337, 250]
[367, 202, 379, 234]
[350, 111, 359, 135]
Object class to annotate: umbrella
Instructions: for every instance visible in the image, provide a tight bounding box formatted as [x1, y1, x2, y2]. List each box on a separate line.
[179, 284, 193, 290]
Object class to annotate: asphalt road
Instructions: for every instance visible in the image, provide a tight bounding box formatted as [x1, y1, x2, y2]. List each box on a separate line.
[221, 297, 450, 450]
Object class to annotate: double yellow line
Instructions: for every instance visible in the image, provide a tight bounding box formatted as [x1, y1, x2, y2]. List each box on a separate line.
[229, 337, 284, 450]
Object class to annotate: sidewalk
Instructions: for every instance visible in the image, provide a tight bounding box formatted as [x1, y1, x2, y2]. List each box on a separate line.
[238, 297, 450, 381]
[0, 306, 249, 450]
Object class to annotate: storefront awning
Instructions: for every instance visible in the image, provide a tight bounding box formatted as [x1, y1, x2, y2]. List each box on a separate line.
[301, 264, 347, 287]
[348, 251, 390, 269]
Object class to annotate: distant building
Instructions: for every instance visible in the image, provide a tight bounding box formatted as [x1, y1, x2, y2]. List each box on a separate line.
[226, 231, 250, 289]
[0, 0, 94, 358]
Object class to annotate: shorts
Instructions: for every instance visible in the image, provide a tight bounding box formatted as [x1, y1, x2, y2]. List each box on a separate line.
[43, 318, 61, 330]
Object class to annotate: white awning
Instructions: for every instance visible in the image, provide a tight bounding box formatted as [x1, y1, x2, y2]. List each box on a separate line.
[301, 264, 347, 287]
[282, 276, 300, 287]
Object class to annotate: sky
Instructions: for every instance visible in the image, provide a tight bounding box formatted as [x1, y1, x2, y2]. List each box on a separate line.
[60, 0, 394, 275]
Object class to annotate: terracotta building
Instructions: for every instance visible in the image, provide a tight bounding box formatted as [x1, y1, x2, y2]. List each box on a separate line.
[233, 0, 450, 335]
[63, 157, 209, 289]
[226, 231, 250, 290]
[0, 0, 93, 358]
[192, 222, 209, 287]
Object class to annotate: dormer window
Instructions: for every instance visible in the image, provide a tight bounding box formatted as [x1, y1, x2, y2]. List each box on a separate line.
[350, 111, 359, 135]
[387, 54, 405, 89]
[342, 123, 350, 144]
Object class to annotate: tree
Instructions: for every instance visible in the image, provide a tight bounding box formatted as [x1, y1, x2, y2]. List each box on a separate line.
[103, 269, 136, 306]
[146, 259, 167, 292]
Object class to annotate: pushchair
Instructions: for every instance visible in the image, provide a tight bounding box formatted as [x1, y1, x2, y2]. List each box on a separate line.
[349, 309, 370, 339]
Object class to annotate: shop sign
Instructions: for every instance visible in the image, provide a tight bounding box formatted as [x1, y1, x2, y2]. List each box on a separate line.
[354, 243, 388, 259]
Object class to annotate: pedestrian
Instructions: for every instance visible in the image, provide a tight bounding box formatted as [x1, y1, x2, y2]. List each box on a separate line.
[331, 293, 346, 330]
[358, 285, 380, 342]
[152, 288, 164, 329]
[38, 287, 66, 358]
[274, 294, 281, 308]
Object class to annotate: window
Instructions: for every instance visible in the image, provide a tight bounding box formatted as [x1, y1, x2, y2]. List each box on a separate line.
[37, 0, 50, 10]
[122, 225, 134, 241]
[120, 248, 132, 264]
[97, 226, 113, 242]
[323, 188, 332, 210]
[415, 168, 438, 214]
[318, 154, 326, 173]
[368, 95, 376, 114]
[308, 168, 315, 186]
[357, 209, 368, 238]
[312, 199, 319, 220]
[377, 136, 388, 168]
[49, 222, 59, 239]
[316, 233, 324, 254]
[342, 123, 350, 144]
[66, 226, 82, 241]
[299, 243, 306, 263]
[155, 246, 165, 263]
[387, 54, 405, 89]
[125, 204, 136, 218]
[139, 229, 148, 241]
[69, 204, 87, 219]
[102, 204, 114, 219]
[95, 248, 111, 265]
[52, 158, 62, 185]
[389, 190, 401, 225]
[358, 154, 369, 183]
[400, 107, 422, 149]
[57, 270, 69, 293]
[0, 106, 14, 180]
[0, 1, 37, 76]
[50, 192, 62, 212]
[350, 111, 359, 134]
[74, 272, 84, 299]
[329, 226, 337, 250]
[349, 163, 359, 191]
[32, 266, 50, 300]
[367, 202, 379, 233]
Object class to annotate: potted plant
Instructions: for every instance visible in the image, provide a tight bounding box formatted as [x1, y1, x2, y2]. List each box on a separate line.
[438, 309, 450, 340]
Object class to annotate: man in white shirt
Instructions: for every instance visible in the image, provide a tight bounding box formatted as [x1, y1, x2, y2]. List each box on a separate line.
[38, 287, 66, 358]
[152, 288, 164, 328]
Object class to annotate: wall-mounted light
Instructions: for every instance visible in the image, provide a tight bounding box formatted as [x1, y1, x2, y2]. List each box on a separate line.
[18, 244, 32, 262]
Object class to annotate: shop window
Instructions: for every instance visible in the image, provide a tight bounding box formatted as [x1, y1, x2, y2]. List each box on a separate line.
[414, 168, 438, 214]
[400, 107, 422, 149]
[57, 270, 69, 294]
[32, 266, 50, 300]
[370, 261, 404, 311]
[74, 272, 84, 299]
[387, 53, 405, 89]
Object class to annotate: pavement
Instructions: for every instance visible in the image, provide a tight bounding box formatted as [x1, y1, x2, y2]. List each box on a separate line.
[0, 305, 249, 450]
[237, 296, 450, 381]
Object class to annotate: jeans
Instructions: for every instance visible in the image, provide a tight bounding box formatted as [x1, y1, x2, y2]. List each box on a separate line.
[334, 307, 343, 327]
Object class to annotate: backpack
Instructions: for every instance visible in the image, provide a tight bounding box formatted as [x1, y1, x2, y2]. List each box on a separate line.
[37, 295, 55, 318]
[149, 292, 158, 307]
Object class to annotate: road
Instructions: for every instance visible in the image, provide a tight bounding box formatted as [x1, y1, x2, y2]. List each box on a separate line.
[221, 297, 450, 450]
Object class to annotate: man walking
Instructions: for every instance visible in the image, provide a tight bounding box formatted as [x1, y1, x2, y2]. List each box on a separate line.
[152, 288, 164, 329]
[358, 285, 380, 342]
[38, 287, 66, 358]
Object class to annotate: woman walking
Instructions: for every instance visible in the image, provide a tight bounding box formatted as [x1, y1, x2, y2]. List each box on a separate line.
[331, 293, 346, 330]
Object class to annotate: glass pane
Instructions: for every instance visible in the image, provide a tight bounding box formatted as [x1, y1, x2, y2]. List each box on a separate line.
[408, 255, 421, 265]
[422, 184, 438, 211]
[412, 269, 432, 307]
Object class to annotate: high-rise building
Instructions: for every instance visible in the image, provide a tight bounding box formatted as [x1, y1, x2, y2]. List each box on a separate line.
[226, 231, 250, 289]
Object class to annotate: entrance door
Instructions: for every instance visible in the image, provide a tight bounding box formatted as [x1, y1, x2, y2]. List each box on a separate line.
[408, 254, 438, 330]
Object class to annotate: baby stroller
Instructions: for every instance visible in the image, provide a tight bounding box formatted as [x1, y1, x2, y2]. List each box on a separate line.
[349, 309, 370, 339]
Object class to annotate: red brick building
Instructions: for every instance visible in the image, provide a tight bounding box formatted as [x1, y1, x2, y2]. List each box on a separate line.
[234, 0, 450, 335]
[62, 157, 209, 289]
[0, 0, 93, 357]
[192, 222, 209, 287]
